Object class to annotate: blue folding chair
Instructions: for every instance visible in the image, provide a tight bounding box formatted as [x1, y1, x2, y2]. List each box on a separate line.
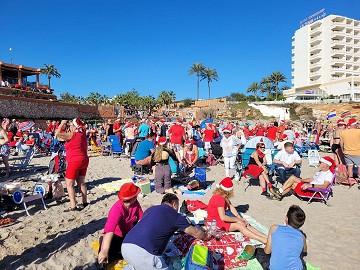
[109, 135, 123, 158]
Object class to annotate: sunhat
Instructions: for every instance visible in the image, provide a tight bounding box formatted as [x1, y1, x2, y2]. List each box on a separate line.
[118, 183, 141, 201]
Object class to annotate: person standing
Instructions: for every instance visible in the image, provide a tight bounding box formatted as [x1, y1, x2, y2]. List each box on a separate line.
[0, 123, 10, 179]
[113, 117, 123, 146]
[220, 128, 242, 181]
[340, 118, 360, 181]
[168, 119, 185, 152]
[56, 118, 89, 211]
[106, 119, 114, 138]
[138, 120, 150, 139]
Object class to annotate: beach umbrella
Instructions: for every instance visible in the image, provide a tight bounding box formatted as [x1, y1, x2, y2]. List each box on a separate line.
[18, 121, 35, 131]
[200, 118, 213, 129]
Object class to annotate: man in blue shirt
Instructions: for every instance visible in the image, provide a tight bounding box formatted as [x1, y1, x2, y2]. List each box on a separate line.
[122, 194, 209, 270]
[138, 120, 150, 138]
[134, 132, 155, 165]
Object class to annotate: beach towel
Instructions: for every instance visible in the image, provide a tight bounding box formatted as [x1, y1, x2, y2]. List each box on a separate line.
[94, 179, 132, 192]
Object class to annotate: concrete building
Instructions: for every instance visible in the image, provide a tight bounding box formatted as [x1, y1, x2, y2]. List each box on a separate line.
[285, 14, 360, 101]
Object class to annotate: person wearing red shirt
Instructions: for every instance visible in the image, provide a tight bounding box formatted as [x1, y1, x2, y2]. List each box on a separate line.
[56, 118, 89, 211]
[168, 120, 185, 151]
[113, 117, 123, 146]
[206, 177, 267, 243]
[243, 123, 250, 140]
[202, 123, 215, 153]
[266, 122, 278, 142]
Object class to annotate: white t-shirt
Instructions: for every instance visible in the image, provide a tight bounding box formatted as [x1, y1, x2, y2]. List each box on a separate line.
[283, 130, 296, 142]
[274, 150, 301, 165]
[311, 170, 334, 185]
[220, 135, 241, 157]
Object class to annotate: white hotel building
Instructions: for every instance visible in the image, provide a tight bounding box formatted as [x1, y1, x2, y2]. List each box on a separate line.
[285, 14, 360, 101]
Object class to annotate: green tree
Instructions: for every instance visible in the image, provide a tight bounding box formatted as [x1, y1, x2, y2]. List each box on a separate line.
[115, 89, 141, 108]
[41, 64, 61, 89]
[201, 67, 218, 99]
[269, 71, 287, 100]
[60, 92, 77, 103]
[158, 90, 176, 108]
[246, 82, 261, 101]
[188, 62, 205, 100]
[86, 92, 104, 105]
[260, 76, 274, 100]
[182, 98, 194, 107]
[141, 95, 158, 115]
[228, 92, 247, 102]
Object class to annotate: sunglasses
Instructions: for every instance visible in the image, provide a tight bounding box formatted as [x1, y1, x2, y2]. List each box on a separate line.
[259, 146, 265, 149]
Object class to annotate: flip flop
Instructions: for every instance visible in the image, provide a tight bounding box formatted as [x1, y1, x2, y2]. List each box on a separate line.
[64, 207, 78, 213]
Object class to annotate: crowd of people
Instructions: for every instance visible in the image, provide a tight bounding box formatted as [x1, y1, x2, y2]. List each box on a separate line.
[1, 114, 359, 269]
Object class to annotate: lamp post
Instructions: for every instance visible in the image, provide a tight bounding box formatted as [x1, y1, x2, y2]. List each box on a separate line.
[9, 48, 12, 64]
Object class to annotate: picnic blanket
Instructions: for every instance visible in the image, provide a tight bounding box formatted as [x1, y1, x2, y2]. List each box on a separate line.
[94, 179, 132, 192]
[178, 184, 212, 199]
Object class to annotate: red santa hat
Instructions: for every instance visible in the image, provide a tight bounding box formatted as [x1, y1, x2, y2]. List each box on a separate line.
[151, 119, 157, 123]
[222, 128, 231, 133]
[282, 134, 288, 139]
[216, 177, 234, 191]
[337, 119, 346, 126]
[72, 118, 85, 132]
[347, 118, 358, 126]
[295, 132, 300, 138]
[320, 156, 336, 173]
[160, 119, 165, 123]
[176, 119, 183, 124]
[185, 139, 195, 145]
[158, 137, 167, 145]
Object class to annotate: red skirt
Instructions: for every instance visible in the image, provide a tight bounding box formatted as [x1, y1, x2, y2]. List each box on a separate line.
[294, 182, 321, 198]
[244, 164, 264, 178]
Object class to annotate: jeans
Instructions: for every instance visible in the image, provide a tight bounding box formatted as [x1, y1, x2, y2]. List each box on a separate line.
[275, 165, 301, 183]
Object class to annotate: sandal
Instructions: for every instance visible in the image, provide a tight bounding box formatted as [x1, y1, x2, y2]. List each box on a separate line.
[64, 207, 78, 212]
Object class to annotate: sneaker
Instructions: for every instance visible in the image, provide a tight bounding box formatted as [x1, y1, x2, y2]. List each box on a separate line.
[269, 186, 281, 198]
[261, 191, 270, 197]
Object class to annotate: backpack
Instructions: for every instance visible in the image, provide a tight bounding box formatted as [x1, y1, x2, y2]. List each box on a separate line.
[185, 244, 213, 270]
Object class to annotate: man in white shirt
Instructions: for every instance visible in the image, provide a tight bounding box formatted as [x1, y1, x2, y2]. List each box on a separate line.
[274, 156, 335, 200]
[273, 142, 302, 183]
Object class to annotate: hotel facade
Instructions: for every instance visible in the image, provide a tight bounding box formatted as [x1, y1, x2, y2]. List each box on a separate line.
[285, 14, 360, 101]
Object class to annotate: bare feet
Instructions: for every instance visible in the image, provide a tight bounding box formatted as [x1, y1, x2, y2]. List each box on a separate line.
[164, 188, 175, 194]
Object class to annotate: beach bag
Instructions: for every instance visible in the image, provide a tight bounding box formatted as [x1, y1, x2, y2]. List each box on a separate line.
[185, 244, 213, 270]
[336, 164, 350, 184]
[194, 168, 207, 183]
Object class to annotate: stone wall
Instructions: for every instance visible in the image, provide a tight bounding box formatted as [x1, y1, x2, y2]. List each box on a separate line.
[0, 94, 100, 120]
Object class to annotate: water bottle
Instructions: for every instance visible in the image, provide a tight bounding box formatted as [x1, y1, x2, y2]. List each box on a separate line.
[209, 219, 217, 235]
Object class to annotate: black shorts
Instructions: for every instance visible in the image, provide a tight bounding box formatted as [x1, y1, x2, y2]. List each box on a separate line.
[331, 144, 341, 153]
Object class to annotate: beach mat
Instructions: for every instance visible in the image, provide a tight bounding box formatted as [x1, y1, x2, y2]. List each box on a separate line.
[94, 179, 132, 192]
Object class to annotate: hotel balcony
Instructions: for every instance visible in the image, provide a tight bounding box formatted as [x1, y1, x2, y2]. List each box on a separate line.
[310, 21, 322, 31]
[309, 53, 321, 61]
[292, 56, 295, 62]
[291, 63, 294, 69]
[332, 17, 345, 25]
[331, 58, 346, 65]
[291, 79, 294, 85]
[310, 35, 322, 43]
[310, 61, 322, 68]
[354, 48, 360, 53]
[331, 38, 345, 45]
[292, 48, 295, 54]
[291, 71, 294, 77]
[292, 41, 295, 47]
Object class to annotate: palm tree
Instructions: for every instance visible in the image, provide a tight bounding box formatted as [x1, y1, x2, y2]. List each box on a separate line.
[41, 64, 61, 89]
[86, 92, 103, 105]
[269, 71, 287, 100]
[246, 82, 261, 101]
[201, 67, 218, 99]
[188, 62, 205, 100]
[260, 76, 274, 100]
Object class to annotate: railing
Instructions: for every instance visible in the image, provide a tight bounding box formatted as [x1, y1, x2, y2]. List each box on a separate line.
[252, 99, 358, 105]
[0, 86, 56, 100]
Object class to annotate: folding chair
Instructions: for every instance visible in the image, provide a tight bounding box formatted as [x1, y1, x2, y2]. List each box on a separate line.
[296, 172, 336, 206]
[308, 150, 320, 167]
[109, 135, 123, 158]
[12, 147, 36, 172]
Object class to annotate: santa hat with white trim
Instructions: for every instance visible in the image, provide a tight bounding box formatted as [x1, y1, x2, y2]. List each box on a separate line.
[158, 137, 167, 145]
[216, 177, 234, 191]
[320, 156, 336, 172]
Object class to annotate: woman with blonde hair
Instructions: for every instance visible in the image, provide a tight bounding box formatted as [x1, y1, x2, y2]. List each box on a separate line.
[206, 177, 268, 243]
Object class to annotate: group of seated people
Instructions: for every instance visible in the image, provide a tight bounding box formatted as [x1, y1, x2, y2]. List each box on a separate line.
[245, 141, 336, 201]
[97, 179, 308, 270]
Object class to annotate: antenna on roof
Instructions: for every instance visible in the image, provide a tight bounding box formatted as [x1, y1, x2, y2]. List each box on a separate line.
[9, 48, 13, 64]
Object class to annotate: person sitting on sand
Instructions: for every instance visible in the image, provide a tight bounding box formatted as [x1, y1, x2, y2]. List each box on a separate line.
[244, 142, 279, 197]
[206, 177, 268, 243]
[98, 183, 143, 265]
[274, 156, 335, 200]
[16, 134, 35, 154]
[122, 194, 209, 270]
[264, 205, 307, 270]
[182, 139, 199, 172]
[152, 137, 181, 194]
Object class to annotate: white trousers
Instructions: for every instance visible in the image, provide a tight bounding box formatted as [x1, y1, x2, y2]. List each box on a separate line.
[224, 155, 239, 180]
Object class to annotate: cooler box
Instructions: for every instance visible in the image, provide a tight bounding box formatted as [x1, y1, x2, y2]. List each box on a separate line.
[130, 155, 136, 165]
[137, 180, 151, 195]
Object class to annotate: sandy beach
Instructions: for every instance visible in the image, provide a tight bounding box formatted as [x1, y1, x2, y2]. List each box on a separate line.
[1, 153, 360, 270]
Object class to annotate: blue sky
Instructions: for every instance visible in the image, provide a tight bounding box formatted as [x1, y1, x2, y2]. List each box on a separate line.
[1, 0, 359, 100]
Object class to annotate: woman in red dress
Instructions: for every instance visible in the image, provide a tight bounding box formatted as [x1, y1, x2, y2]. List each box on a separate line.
[206, 177, 268, 243]
[56, 118, 89, 211]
